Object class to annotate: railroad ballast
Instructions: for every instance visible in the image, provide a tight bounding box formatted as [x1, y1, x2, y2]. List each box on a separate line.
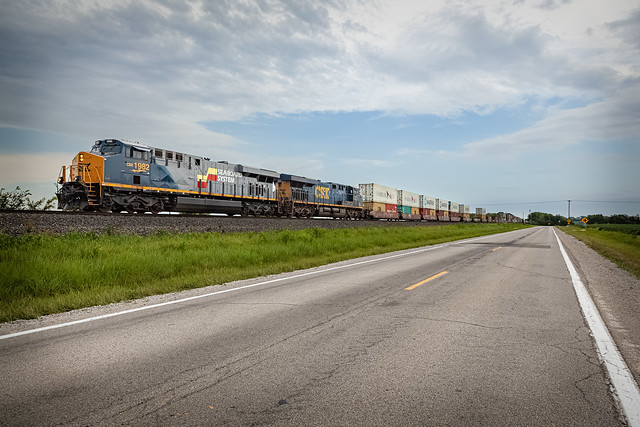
[57, 138, 495, 221]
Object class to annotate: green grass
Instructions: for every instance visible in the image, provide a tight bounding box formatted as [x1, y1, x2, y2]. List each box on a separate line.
[560, 225, 640, 279]
[0, 223, 528, 322]
[586, 223, 640, 236]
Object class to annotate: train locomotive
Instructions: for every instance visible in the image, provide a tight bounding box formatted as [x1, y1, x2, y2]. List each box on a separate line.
[56, 138, 365, 218]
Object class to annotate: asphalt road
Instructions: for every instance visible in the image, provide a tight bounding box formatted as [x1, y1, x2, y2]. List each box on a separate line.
[0, 227, 632, 425]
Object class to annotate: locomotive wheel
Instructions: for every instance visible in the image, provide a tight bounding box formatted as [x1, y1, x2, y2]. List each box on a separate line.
[150, 202, 163, 215]
[111, 203, 125, 214]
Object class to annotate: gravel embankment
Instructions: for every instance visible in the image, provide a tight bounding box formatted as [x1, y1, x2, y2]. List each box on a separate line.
[0, 210, 439, 236]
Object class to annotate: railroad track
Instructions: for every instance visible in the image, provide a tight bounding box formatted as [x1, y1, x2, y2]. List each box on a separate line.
[0, 210, 440, 236]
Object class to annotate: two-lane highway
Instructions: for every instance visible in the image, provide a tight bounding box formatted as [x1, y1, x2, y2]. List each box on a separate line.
[0, 227, 635, 425]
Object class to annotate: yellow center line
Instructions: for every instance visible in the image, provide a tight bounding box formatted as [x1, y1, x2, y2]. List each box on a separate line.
[492, 246, 502, 251]
[405, 270, 449, 291]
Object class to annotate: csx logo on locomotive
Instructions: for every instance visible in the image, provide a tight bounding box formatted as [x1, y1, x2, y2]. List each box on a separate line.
[315, 186, 330, 200]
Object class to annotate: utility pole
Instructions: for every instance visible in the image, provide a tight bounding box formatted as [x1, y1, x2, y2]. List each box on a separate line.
[568, 200, 571, 224]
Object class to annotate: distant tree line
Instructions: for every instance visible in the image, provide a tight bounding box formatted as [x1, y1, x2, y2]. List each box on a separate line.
[583, 214, 640, 224]
[527, 211, 640, 226]
[0, 186, 57, 210]
[527, 212, 567, 226]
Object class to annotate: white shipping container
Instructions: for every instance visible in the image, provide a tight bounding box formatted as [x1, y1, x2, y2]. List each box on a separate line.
[464, 205, 470, 214]
[458, 204, 466, 214]
[449, 201, 459, 213]
[359, 183, 397, 204]
[420, 195, 437, 209]
[437, 199, 449, 211]
[476, 208, 487, 215]
[397, 190, 420, 208]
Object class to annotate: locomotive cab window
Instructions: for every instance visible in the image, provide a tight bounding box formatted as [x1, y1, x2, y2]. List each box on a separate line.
[128, 147, 149, 161]
[94, 141, 122, 155]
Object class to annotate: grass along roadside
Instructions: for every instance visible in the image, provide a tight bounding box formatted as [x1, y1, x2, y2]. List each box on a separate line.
[558, 225, 640, 279]
[0, 223, 528, 322]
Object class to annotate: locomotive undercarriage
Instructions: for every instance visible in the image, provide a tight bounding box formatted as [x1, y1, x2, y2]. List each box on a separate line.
[283, 202, 364, 219]
[59, 182, 283, 216]
[59, 182, 363, 218]
[241, 201, 278, 217]
[101, 191, 167, 214]
[106, 190, 280, 216]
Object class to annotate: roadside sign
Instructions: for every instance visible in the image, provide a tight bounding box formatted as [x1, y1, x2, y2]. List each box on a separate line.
[581, 217, 589, 224]
[567, 219, 571, 225]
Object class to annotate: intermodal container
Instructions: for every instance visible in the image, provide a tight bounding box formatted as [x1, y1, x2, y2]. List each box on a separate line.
[420, 209, 437, 220]
[398, 206, 421, 220]
[365, 202, 387, 213]
[459, 204, 471, 222]
[398, 205, 412, 214]
[397, 190, 420, 208]
[359, 183, 397, 204]
[463, 205, 471, 222]
[458, 204, 466, 222]
[420, 195, 436, 210]
[419, 195, 437, 221]
[364, 201, 398, 219]
[476, 208, 486, 215]
[436, 199, 449, 221]
[449, 202, 461, 222]
[396, 190, 418, 220]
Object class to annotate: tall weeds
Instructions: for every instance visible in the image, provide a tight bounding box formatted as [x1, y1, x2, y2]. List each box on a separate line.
[0, 223, 527, 322]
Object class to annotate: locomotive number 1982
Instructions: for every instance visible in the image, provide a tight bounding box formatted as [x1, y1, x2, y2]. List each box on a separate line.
[129, 162, 150, 173]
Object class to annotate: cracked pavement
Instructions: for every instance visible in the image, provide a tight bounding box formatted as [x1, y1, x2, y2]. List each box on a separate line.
[0, 227, 630, 425]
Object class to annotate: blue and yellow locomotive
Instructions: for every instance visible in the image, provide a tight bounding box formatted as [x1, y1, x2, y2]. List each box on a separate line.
[57, 138, 364, 218]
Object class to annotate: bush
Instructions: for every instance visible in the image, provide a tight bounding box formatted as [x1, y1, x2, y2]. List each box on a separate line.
[0, 186, 56, 210]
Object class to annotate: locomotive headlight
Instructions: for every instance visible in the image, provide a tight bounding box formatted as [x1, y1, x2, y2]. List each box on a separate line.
[79, 154, 84, 162]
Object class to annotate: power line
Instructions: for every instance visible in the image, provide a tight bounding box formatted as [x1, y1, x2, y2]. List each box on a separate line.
[478, 200, 640, 206]
[479, 201, 564, 206]
[571, 200, 640, 203]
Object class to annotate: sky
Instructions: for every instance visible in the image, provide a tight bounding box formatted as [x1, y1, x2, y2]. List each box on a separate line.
[1, 0, 639, 217]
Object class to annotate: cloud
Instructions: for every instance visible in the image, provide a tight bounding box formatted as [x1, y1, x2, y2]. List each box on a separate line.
[454, 81, 640, 158]
[0, 0, 629, 140]
[0, 1, 638, 195]
[339, 158, 398, 168]
[536, 0, 572, 11]
[607, 7, 640, 51]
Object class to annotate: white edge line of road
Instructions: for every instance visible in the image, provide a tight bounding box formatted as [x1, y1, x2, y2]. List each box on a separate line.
[0, 231, 503, 341]
[553, 228, 640, 427]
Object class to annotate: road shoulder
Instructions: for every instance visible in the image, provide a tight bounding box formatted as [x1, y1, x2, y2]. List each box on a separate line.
[555, 227, 640, 386]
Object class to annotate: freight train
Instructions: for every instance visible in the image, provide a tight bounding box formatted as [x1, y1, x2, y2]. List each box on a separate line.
[56, 138, 488, 221]
[57, 139, 365, 218]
